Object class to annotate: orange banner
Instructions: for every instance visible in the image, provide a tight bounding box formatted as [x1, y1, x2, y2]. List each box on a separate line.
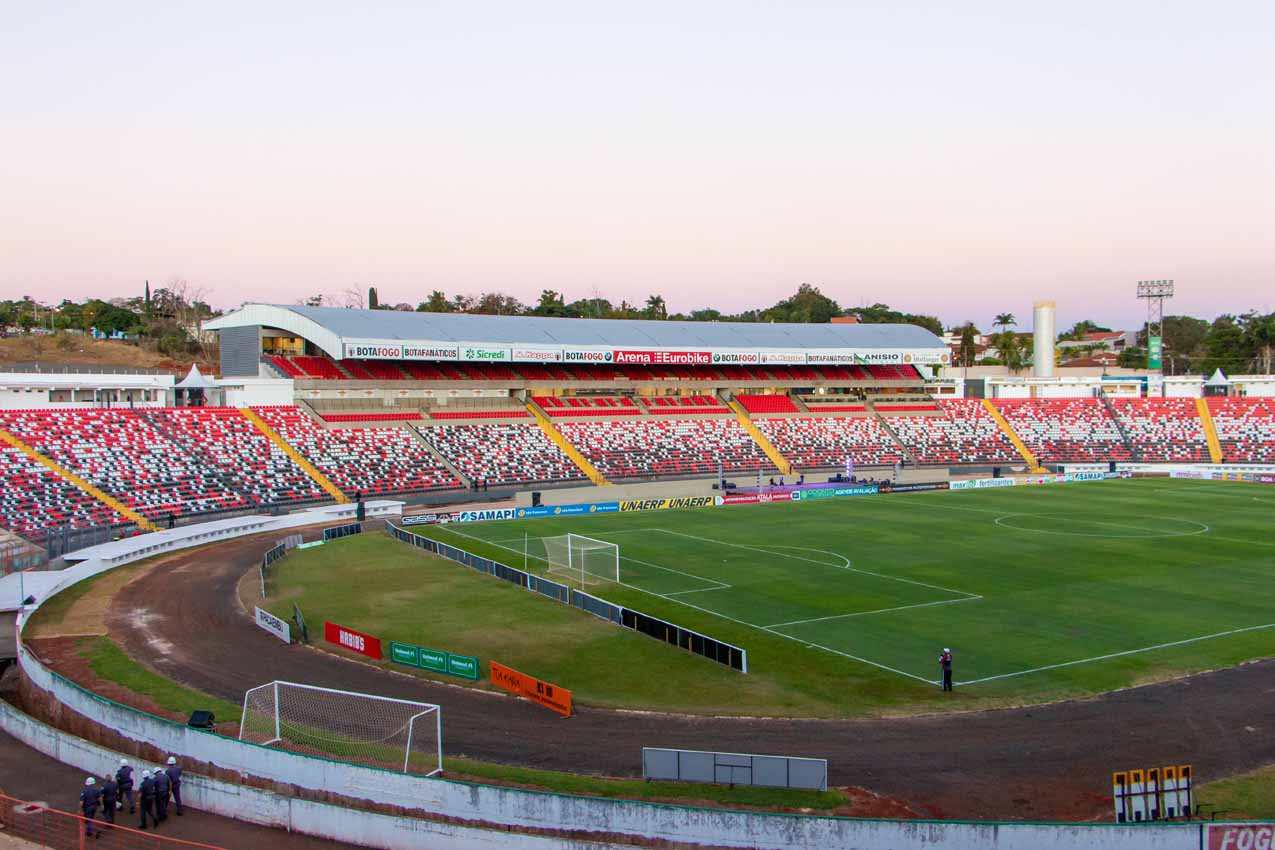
[489, 661, 572, 716]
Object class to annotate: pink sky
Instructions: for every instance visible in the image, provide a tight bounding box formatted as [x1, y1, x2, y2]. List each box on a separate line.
[2, 2, 1272, 332]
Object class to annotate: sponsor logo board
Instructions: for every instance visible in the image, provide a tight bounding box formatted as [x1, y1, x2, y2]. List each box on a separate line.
[878, 482, 950, 494]
[613, 349, 712, 365]
[389, 642, 480, 680]
[344, 344, 403, 359]
[254, 607, 291, 643]
[618, 497, 715, 512]
[516, 502, 619, 519]
[512, 347, 562, 362]
[710, 351, 760, 364]
[490, 661, 572, 716]
[759, 351, 807, 365]
[562, 349, 613, 363]
[458, 508, 519, 522]
[460, 346, 510, 362]
[323, 621, 382, 659]
[402, 346, 459, 360]
[1208, 825, 1275, 850]
[714, 492, 796, 505]
[389, 641, 420, 666]
[403, 512, 451, 526]
[794, 485, 878, 500]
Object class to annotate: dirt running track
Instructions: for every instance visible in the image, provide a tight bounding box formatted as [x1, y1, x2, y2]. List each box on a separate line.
[91, 533, 1275, 821]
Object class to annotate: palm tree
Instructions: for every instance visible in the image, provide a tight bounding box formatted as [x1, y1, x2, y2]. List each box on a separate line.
[993, 312, 1016, 332]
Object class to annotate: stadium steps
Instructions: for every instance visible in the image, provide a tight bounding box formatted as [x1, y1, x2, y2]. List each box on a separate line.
[1195, 398, 1225, 463]
[240, 408, 351, 503]
[407, 424, 474, 489]
[865, 402, 920, 466]
[980, 399, 1048, 472]
[523, 399, 612, 486]
[723, 395, 794, 475]
[1098, 392, 1141, 462]
[0, 425, 160, 532]
[789, 395, 812, 414]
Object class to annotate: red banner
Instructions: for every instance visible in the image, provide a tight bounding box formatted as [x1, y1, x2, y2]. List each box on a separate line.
[1209, 825, 1275, 850]
[612, 350, 711, 366]
[324, 621, 382, 659]
[489, 661, 572, 716]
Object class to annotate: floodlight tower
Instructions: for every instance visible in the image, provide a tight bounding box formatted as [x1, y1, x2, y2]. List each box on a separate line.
[1136, 280, 1173, 374]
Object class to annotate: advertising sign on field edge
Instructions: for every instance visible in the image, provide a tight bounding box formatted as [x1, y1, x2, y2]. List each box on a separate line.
[254, 607, 290, 643]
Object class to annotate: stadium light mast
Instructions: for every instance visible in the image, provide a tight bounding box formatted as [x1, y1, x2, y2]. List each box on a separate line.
[1136, 280, 1173, 381]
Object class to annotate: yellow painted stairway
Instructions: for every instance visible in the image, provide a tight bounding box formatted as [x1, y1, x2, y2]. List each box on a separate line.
[727, 399, 794, 476]
[1195, 398, 1225, 463]
[0, 426, 160, 532]
[525, 401, 611, 486]
[981, 399, 1048, 473]
[240, 408, 350, 503]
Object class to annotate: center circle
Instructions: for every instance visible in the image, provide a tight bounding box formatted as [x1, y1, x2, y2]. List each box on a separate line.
[993, 513, 1210, 539]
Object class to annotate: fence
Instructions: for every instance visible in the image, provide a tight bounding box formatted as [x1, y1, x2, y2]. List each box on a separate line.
[259, 533, 303, 598]
[322, 522, 363, 542]
[386, 522, 747, 672]
[642, 748, 828, 792]
[0, 792, 226, 850]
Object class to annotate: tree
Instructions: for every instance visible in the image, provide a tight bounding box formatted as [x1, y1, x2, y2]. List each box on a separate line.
[472, 292, 524, 316]
[1201, 315, 1252, 375]
[643, 294, 668, 321]
[1058, 319, 1111, 341]
[416, 291, 451, 312]
[566, 297, 611, 318]
[687, 308, 722, 322]
[993, 313, 1017, 332]
[303, 294, 324, 307]
[997, 331, 1027, 373]
[762, 284, 840, 324]
[957, 323, 978, 367]
[531, 290, 569, 317]
[1117, 347, 1147, 369]
[844, 302, 943, 335]
[367, 287, 379, 309]
[1241, 311, 1275, 374]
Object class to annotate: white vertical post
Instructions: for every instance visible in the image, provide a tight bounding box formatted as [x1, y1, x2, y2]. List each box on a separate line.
[435, 709, 443, 777]
[273, 681, 281, 743]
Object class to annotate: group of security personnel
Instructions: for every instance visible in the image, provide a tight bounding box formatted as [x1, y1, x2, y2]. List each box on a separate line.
[77, 756, 183, 835]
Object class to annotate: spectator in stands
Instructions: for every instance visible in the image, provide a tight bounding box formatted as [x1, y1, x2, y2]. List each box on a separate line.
[100, 772, 118, 826]
[79, 777, 101, 838]
[154, 759, 171, 821]
[165, 756, 184, 816]
[137, 768, 158, 829]
[939, 648, 954, 692]
[168, 512, 177, 529]
[115, 759, 134, 813]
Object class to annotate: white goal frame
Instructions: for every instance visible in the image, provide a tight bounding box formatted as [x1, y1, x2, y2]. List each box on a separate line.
[544, 533, 620, 586]
[239, 680, 442, 775]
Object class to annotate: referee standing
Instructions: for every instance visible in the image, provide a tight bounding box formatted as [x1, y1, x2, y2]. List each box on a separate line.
[939, 647, 954, 692]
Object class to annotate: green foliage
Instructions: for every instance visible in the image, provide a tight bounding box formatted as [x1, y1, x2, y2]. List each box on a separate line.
[1199, 764, 1275, 819]
[1058, 319, 1112, 341]
[81, 636, 241, 721]
[416, 291, 451, 312]
[1117, 346, 1147, 369]
[844, 303, 943, 335]
[367, 287, 379, 309]
[759, 284, 839, 324]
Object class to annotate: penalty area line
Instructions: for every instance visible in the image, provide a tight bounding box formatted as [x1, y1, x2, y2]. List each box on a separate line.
[765, 594, 985, 629]
[957, 622, 1275, 686]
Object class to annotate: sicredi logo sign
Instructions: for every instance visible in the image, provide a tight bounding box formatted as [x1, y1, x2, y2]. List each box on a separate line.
[461, 347, 509, 361]
[345, 344, 403, 359]
[613, 350, 712, 365]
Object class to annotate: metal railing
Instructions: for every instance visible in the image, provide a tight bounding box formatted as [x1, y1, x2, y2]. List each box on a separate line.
[0, 792, 227, 850]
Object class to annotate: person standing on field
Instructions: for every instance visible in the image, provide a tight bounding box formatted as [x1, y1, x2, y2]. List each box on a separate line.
[153, 763, 171, 821]
[116, 758, 135, 813]
[79, 777, 101, 838]
[939, 647, 954, 692]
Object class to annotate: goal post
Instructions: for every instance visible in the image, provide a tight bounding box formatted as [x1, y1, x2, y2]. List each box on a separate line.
[543, 533, 620, 585]
[239, 680, 442, 776]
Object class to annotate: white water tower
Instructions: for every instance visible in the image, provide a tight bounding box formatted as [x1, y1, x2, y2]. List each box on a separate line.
[1033, 301, 1056, 378]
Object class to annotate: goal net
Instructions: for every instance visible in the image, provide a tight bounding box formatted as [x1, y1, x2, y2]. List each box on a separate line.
[239, 680, 442, 775]
[543, 533, 620, 585]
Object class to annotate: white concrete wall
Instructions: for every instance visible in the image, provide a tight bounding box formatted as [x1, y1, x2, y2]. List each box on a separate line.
[222, 377, 295, 407]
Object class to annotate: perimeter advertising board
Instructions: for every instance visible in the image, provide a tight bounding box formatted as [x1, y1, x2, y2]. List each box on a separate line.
[715, 492, 796, 505]
[254, 607, 290, 643]
[489, 661, 572, 716]
[793, 485, 878, 500]
[618, 497, 715, 512]
[389, 641, 480, 680]
[1209, 824, 1275, 850]
[324, 621, 382, 659]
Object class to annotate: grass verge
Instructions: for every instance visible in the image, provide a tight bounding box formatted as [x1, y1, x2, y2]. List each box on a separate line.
[1198, 765, 1275, 820]
[79, 636, 242, 722]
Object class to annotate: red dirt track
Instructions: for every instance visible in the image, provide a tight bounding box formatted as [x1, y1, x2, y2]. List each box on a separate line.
[78, 531, 1275, 821]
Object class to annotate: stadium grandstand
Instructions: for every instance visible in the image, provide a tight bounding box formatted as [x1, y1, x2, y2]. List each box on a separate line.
[0, 303, 1273, 548]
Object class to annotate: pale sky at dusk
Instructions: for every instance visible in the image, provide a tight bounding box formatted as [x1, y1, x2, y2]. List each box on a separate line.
[2, 1, 1272, 331]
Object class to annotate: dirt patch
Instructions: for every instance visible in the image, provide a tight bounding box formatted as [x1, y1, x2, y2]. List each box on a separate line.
[0, 336, 213, 374]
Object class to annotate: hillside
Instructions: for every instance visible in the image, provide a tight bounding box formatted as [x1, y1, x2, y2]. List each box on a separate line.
[0, 335, 217, 375]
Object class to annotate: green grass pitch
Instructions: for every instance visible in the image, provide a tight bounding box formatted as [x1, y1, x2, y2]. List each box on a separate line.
[270, 478, 1274, 716]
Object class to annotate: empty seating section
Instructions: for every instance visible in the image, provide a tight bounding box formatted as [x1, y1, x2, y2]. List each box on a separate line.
[0, 409, 253, 520]
[883, 399, 1019, 464]
[755, 417, 903, 468]
[292, 356, 346, 379]
[319, 412, 423, 423]
[533, 396, 641, 416]
[253, 407, 459, 496]
[424, 423, 584, 486]
[0, 444, 125, 538]
[641, 395, 730, 413]
[1207, 398, 1275, 462]
[427, 409, 530, 420]
[993, 399, 1130, 463]
[153, 408, 325, 505]
[735, 394, 799, 414]
[557, 420, 768, 478]
[1111, 398, 1209, 462]
[266, 355, 305, 378]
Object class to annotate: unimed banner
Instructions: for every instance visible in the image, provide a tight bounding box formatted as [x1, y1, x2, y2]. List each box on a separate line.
[1209, 824, 1275, 850]
[489, 661, 572, 716]
[324, 621, 382, 660]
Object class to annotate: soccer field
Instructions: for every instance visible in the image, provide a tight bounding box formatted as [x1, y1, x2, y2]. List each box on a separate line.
[427, 478, 1275, 690]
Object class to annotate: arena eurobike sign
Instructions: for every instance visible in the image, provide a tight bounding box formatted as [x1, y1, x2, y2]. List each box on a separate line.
[340, 340, 948, 366]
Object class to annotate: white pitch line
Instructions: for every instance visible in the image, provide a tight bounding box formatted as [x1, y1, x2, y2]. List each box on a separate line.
[765, 595, 984, 629]
[992, 514, 1210, 539]
[957, 622, 1275, 686]
[655, 529, 980, 598]
[663, 585, 735, 597]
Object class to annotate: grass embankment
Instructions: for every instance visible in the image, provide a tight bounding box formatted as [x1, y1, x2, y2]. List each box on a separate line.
[79, 636, 242, 722]
[1199, 766, 1275, 820]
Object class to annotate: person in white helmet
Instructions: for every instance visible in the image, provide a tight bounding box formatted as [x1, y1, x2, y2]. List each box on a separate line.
[137, 768, 159, 829]
[115, 758, 135, 813]
[938, 647, 954, 692]
[79, 777, 101, 837]
[153, 762, 171, 821]
[165, 756, 184, 816]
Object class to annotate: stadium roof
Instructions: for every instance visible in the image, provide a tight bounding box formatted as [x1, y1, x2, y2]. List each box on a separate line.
[205, 304, 950, 366]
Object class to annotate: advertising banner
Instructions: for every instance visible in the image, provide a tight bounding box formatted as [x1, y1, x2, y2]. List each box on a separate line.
[515, 501, 619, 519]
[715, 492, 796, 505]
[459, 346, 511, 362]
[323, 621, 382, 659]
[389, 641, 481, 680]
[489, 661, 572, 716]
[1148, 336, 1163, 369]
[343, 343, 403, 360]
[1258, 475, 1275, 485]
[1208, 825, 1275, 850]
[389, 641, 420, 666]
[446, 653, 480, 679]
[457, 508, 519, 522]
[562, 349, 613, 364]
[613, 350, 712, 366]
[419, 648, 448, 673]
[878, 482, 949, 494]
[403, 512, 452, 526]
[512, 347, 562, 362]
[759, 351, 807, 365]
[794, 485, 878, 500]
[710, 351, 760, 365]
[254, 607, 291, 643]
[618, 496, 715, 512]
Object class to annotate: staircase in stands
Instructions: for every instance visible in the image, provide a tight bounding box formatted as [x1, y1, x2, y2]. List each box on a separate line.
[239, 408, 350, 503]
[523, 399, 612, 486]
[980, 399, 1048, 472]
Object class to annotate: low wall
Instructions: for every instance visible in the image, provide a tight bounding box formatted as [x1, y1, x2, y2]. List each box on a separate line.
[515, 477, 718, 508]
[8, 497, 1237, 850]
